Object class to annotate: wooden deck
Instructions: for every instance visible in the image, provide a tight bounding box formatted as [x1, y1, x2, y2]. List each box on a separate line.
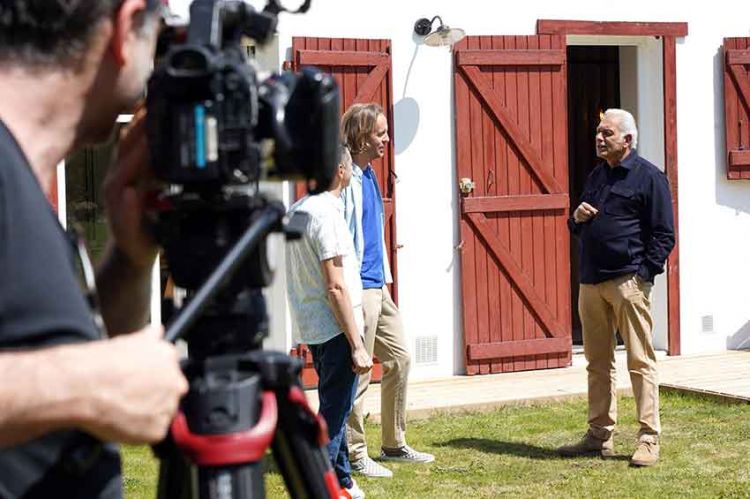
[304, 350, 750, 420]
[659, 350, 750, 402]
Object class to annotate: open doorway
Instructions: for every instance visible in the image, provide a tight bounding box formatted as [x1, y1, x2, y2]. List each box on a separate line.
[566, 37, 668, 351]
[567, 45, 621, 345]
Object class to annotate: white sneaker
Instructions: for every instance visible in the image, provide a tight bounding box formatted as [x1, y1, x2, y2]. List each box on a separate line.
[340, 478, 365, 499]
[350, 456, 393, 478]
[380, 445, 435, 463]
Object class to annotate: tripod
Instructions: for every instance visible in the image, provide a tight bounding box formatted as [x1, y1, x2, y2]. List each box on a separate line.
[153, 199, 340, 499]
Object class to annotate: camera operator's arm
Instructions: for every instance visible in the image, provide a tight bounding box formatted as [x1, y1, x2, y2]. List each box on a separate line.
[321, 257, 372, 375]
[97, 110, 159, 336]
[0, 325, 187, 448]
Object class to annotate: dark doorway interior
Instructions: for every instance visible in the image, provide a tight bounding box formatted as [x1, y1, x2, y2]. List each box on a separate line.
[567, 46, 620, 345]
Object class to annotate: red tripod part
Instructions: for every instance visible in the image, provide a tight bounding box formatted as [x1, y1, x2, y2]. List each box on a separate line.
[322, 469, 340, 499]
[170, 390, 278, 466]
[286, 385, 340, 499]
[287, 385, 330, 448]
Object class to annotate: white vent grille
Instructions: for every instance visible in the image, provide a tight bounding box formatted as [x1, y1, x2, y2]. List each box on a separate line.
[415, 336, 438, 365]
[701, 315, 714, 333]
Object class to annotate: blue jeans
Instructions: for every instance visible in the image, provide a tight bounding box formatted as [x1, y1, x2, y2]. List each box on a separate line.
[309, 333, 358, 489]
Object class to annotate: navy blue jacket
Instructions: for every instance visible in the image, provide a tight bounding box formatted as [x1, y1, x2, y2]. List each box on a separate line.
[568, 151, 675, 285]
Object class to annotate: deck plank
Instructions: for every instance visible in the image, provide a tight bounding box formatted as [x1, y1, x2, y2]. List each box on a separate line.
[304, 350, 750, 420]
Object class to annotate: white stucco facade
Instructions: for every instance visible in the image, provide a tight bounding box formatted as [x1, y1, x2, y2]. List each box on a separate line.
[168, 0, 750, 380]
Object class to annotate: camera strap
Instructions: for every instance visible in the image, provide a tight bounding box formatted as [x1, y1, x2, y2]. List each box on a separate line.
[66, 225, 107, 339]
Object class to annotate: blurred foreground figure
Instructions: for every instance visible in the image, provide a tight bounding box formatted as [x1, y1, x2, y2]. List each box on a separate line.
[0, 1, 188, 497]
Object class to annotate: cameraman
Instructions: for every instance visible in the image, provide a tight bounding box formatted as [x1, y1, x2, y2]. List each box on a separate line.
[286, 145, 372, 499]
[0, 1, 188, 498]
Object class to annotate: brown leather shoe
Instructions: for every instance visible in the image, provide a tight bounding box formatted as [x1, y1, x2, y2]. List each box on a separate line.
[631, 435, 660, 467]
[558, 430, 615, 457]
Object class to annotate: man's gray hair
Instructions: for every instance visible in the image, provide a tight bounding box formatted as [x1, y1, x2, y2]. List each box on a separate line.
[339, 144, 352, 165]
[603, 108, 638, 149]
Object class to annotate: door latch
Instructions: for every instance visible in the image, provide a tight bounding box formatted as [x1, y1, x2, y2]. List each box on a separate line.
[459, 177, 475, 194]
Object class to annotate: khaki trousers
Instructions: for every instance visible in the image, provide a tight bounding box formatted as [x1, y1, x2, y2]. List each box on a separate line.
[579, 273, 660, 438]
[346, 286, 410, 461]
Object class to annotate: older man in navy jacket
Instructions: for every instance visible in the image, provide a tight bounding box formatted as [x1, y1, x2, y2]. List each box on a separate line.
[559, 109, 675, 467]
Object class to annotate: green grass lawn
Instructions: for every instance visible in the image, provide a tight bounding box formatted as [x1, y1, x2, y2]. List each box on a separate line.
[123, 391, 750, 498]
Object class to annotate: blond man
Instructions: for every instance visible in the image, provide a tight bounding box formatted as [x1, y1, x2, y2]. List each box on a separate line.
[341, 103, 434, 479]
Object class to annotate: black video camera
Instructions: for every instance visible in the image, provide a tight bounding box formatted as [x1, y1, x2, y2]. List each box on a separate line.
[147, 0, 339, 193]
[145, 0, 340, 353]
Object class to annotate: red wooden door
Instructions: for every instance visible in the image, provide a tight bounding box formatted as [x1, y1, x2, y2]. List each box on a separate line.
[723, 37, 750, 179]
[454, 35, 572, 375]
[289, 37, 397, 386]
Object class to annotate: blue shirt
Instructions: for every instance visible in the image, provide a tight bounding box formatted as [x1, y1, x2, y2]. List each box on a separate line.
[341, 164, 393, 284]
[360, 167, 385, 289]
[568, 151, 675, 284]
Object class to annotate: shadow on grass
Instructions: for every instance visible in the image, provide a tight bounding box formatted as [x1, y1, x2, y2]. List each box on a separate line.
[438, 438, 630, 461]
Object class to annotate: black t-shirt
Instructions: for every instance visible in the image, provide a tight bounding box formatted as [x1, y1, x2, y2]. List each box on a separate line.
[0, 121, 122, 498]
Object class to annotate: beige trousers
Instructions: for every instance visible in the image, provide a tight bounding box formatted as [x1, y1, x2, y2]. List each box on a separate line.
[346, 286, 411, 461]
[579, 273, 660, 438]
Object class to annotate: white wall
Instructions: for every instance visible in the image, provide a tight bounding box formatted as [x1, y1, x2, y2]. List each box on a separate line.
[259, 182, 295, 353]
[169, 0, 750, 378]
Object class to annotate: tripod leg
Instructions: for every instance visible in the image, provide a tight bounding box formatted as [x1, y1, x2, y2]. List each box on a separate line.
[272, 386, 340, 499]
[155, 437, 194, 499]
[158, 446, 265, 499]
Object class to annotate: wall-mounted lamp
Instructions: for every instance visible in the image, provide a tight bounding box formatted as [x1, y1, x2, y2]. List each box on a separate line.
[413, 16, 466, 47]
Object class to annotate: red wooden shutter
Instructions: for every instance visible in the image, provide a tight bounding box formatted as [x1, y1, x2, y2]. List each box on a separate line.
[454, 35, 572, 375]
[724, 37, 750, 179]
[288, 37, 397, 386]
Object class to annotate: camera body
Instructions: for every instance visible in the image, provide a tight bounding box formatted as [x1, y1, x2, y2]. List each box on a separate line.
[146, 0, 340, 352]
[147, 0, 339, 192]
